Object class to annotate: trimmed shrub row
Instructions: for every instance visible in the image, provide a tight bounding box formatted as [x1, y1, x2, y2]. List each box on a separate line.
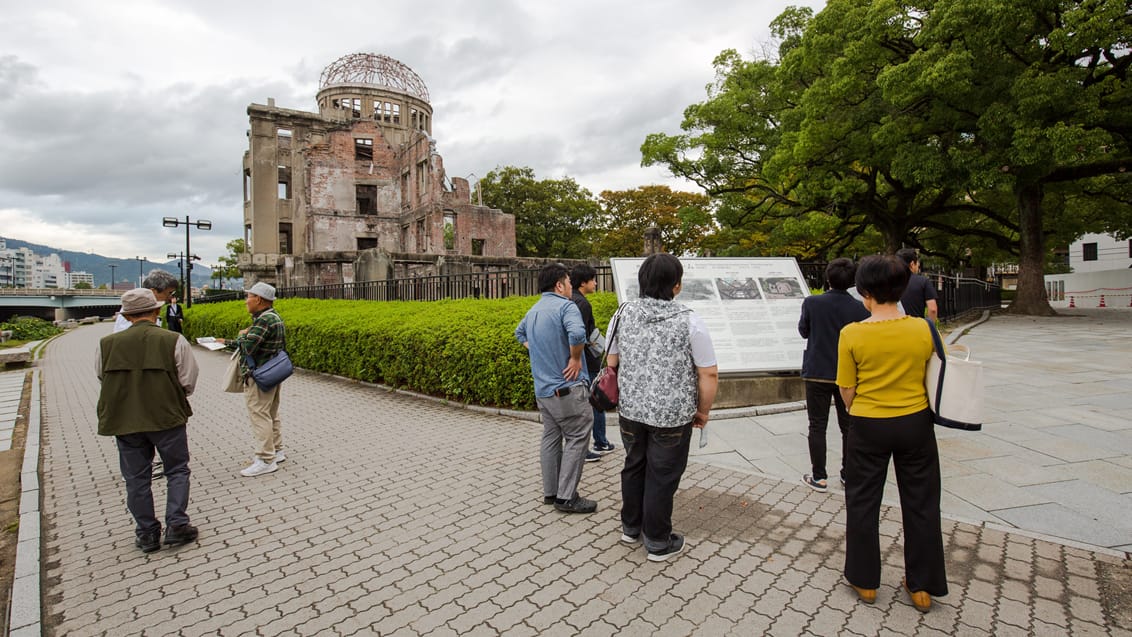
[183, 292, 619, 411]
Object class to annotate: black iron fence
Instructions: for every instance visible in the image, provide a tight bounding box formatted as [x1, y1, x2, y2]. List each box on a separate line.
[196, 264, 999, 322]
[932, 274, 1001, 322]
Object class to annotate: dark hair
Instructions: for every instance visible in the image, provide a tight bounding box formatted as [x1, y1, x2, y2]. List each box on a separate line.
[825, 258, 857, 291]
[570, 264, 597, 288]
[895, 248, 919, 267]
[638, 253, 683, 301]
[855, 255, 910, 304]
[538, 263, 570, 293]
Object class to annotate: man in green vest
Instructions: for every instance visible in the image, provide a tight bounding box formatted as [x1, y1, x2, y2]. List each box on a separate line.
[97, 288, 200, 553]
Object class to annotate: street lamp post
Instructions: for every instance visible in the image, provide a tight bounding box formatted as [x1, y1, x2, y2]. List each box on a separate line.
[108, 264, 117, 290]
[162, 216, 212, 308]
[135, 257, 146, 287]
[167, 252, 200, 301]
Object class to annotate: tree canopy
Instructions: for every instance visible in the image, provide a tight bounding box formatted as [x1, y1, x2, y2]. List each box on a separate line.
[593, 186, 714, 258]
[479, 166, 600, 259]
[641, 0, 1132, 314]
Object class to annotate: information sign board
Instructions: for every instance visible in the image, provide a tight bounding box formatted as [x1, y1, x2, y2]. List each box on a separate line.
[608, 257, 810, 374]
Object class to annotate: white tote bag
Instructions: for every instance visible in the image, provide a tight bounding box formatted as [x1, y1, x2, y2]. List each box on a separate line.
[924, 319, 983, 431]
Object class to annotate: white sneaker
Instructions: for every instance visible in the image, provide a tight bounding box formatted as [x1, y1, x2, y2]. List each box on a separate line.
[274, 451, 286, 464]
[240, 459, 278, 477]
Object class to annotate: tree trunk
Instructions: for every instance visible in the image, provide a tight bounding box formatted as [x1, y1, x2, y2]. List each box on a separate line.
[1007, 181, 1056, 316]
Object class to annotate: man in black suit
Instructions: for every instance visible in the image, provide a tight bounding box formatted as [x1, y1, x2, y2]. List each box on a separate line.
[165, 294, 184, 333]
[798, 258, 870, 492]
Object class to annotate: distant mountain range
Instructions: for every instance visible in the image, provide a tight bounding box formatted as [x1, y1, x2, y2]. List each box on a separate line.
[1, 237, 233, 289]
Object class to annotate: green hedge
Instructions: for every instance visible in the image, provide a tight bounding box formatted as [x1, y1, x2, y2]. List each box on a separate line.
[183, 292, 619, 410]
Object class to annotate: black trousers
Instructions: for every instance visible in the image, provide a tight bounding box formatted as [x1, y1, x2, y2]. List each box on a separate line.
[844, 409, 948, 596]
[619, 417, 692, 553]
[116, 425, 191, 536]
[804, 380, 851, 481]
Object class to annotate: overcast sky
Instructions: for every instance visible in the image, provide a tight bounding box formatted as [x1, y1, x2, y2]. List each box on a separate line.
[0, 0, 824, 266]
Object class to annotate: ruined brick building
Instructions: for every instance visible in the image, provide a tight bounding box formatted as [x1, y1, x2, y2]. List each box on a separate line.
[239, 53, 517, 286]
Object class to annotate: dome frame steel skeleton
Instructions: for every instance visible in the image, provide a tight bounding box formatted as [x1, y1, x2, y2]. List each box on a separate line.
[318, 53, 430, 102]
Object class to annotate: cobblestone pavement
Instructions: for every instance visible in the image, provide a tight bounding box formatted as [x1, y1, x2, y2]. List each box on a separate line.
[688, 308, 1132, 550]
[38, 322, 1132, 636]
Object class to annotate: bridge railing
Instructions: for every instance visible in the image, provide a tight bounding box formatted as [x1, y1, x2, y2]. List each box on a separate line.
[0, 288, 123, 297]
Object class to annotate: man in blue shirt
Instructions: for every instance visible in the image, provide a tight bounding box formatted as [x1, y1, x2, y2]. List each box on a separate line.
[515, 264, 597, 514]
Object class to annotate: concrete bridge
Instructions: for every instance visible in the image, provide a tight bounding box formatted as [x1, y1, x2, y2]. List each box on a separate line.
[0, 288, 123, 322]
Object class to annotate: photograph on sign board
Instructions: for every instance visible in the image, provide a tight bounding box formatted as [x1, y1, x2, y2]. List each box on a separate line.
[715, 277, 764, 301]
[759, 277, 805, 299]
[680, 278, 718, 301]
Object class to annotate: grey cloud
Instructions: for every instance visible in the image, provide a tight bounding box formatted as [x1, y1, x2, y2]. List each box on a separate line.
[0, 55, 39, 101]
[0, 76, 305, 210]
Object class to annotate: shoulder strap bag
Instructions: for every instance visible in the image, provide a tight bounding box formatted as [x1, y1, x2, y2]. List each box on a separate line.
[589, 305, 625, 411]
[924, 318, 983, 431]
[243, 311, 294, 392]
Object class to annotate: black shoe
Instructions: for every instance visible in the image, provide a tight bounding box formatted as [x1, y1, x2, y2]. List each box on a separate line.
[554, 495, 597, 514]
[136, 530, 161, 553]
[543, 495, 556, 505]
[163, 524, 198, 546]
[593, 442, 616, 455]
[647, 533, 687, 562]
[584, 452, 601, 463]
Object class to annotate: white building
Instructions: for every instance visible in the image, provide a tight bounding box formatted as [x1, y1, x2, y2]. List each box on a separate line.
[1045, 233, 1132, 308]
[1069, 233, 1132, 273]
[31, 253, 66, 288]
[67, 271, 94, 288]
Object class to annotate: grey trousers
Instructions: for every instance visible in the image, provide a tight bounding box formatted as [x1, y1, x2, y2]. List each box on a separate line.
[116, 425, 191, 536]
[536, 387, 594, 501]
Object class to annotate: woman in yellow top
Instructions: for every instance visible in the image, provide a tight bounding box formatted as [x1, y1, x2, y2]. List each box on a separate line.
[836, 255, 946, 613]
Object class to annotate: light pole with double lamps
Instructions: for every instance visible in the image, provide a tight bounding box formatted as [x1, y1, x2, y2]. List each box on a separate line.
[162, 216, 212, 308]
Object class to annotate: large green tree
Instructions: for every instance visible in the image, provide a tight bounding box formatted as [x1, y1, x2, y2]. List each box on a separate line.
[889, 0, 1132, 314]
[479, 166, 600, 258]
[592, 186, 714, 257]
[645, 0, 1132, 314]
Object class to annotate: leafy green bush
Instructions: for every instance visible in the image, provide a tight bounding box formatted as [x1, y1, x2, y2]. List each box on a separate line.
[183, 292, 620, 410]
[0, 316, 63, 341]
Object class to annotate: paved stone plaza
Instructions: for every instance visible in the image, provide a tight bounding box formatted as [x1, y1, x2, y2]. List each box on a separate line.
[19, 310, 1132, 635]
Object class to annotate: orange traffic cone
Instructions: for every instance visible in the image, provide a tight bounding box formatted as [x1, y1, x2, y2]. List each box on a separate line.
[1099, 294, 1106, 308]
[1069, 296, 1076, 308]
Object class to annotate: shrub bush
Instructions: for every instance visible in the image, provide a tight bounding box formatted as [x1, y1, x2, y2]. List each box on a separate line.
[0, 316, 63, 341]
[184, 292, 620, 410]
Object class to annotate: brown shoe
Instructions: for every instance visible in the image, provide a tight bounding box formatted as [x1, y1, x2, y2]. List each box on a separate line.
[903, 578, 931, 613]
[849, 583, 877, 604]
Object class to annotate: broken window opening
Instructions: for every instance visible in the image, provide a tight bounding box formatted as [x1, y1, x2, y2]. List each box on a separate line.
[392, 104, 401, 125]
[471, 239, 485, 256]
[355, 138, 374, 160]
[356, 185, 378, 216]
[417, 160, 428, 203]
[277, 128, 292, 150]
[357, 237, 378, 251]
[416, 219, 427, 252]
[443, 212, 456, 251]
[350, 98, 361, 118]
[243, 168, 251, 203]
[277, 166, 291, 200]
[279, 223, 292, 254]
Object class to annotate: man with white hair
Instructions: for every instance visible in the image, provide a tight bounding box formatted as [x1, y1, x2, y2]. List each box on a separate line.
[227, 282, 288, 477]
[114, 269, 179, 333]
